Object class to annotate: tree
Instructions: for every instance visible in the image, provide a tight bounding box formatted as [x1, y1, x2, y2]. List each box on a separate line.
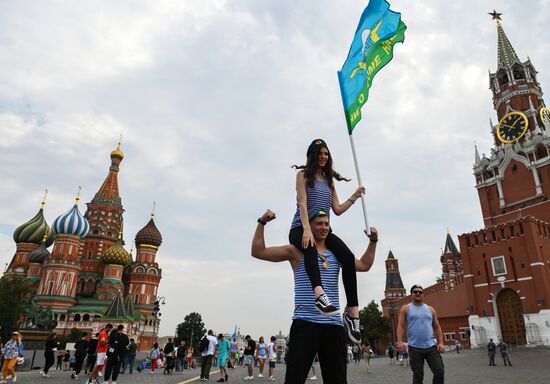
[0, 278, 31, 342]
[359, 300, 391, 354]
[175, 312, 206, 351]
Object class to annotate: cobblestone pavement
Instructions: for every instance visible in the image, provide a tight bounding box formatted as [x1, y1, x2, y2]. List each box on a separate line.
[7, 347, 550, 384]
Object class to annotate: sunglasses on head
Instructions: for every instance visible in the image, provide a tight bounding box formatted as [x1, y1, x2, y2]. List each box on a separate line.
[413, 290, 424, 294]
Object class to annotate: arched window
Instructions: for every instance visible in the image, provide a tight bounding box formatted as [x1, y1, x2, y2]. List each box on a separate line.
[498, 70, 509, 87]
[59, 314, 66, 321]
[83, 314, 90, 322]
[73, 314, 81, 322]
[512, 64, 525, 81]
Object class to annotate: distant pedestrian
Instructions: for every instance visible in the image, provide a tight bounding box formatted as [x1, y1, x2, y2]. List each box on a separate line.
[199, 330, 217, 381]
[388, 344, 396, 365]
[243, 335, 256, 380]
[497, 340, 512, 366]
[256, 336, 268, 378]
[397, 284, 445, 384]
[352, 344, 360, 363]
[84, 333, 98, 375]
[71, 332, 90, 379]
[63, 350, 71, 371]
[149, 342, 160, 373]
[229, 339, 237, 369]
[176, 341, 187, 372]
[56, 350, 64, 371]
[121, 338, 137, 374]
[347, 345, 353, 363]
[163, 337, 175, 374]
[487, 339, 496, 366]
[400, 342, 409, 367]
[215, 333, 230, 382]
[186, 347, 194, 369]
[454, 339, 461, 354]
[268, 336, 277, 380]
[40, 333, 57, 377]
[361, 343, 373, 373]
[1, 331, 22, 383]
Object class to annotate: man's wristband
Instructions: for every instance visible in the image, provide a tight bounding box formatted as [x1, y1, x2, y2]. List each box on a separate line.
[257, 218, 267, 225]
[369, 238, 378, 243]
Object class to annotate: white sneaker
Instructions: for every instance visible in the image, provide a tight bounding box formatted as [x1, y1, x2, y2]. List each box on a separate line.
[244, 376, 254, 380]
[309, 375, 317, 380]
[258, 374, 264, 378]
[268, 377, 275, 381]
[98, 371, 103, 377]
[12, 376, 16, 383]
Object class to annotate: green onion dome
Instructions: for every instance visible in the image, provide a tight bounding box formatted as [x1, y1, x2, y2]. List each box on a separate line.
[13, 207, 52, 245]
[135, 216, 162, 247]
[102, 238, 132, 266]
[28, 241, 51, 264]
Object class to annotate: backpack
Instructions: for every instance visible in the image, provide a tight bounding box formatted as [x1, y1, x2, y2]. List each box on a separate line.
[199, 336, 210, 354]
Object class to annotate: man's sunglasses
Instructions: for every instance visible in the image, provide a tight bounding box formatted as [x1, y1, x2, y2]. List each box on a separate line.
[412, 290, 424, 294]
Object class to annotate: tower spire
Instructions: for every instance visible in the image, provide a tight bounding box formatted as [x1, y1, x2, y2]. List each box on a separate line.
[474, 143, 481, 165]
[491, 12, 520, 69]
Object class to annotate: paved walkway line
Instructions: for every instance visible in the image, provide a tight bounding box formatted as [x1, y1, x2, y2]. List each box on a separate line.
[177, 369, 220, 384]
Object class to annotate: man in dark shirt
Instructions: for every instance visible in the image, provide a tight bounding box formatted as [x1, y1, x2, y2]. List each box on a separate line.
[84, 333, 98, 375]
[121, 338, 137, 374]
[243, 335, 256, 380]
[163, 338, 175, 374]
[71, 332, 90, 379]
[487, 339, 497, 366]
[103, 325, 128, 383]
[498, 339, 512, 366]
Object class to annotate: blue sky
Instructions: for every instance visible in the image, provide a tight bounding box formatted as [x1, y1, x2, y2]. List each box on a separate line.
[1, 0, 549, 338]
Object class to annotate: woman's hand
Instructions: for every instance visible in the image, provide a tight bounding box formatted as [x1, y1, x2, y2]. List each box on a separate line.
[350, 186, 366, 202]
[302, 227, 316, 249]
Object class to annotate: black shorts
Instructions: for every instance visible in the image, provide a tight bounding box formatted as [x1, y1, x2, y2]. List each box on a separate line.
[269, 360, 276, 368]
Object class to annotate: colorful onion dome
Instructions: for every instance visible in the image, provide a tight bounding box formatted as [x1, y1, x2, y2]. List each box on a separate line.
[28, 241, 51, 264]
[13, 193, 52, 244]
[102, 238, 132, 266]
[52, 191, 90, 238]
[135, 215, 162, 247]
[110, 142, 124, 160]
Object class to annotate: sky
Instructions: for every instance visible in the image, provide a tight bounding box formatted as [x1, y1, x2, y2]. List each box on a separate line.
[1, 0, 549, 339]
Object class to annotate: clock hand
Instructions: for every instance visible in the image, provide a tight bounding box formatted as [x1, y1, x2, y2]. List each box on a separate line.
[500, 123, 520, 130]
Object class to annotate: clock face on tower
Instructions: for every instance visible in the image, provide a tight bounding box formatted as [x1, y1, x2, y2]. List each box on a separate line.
[540, 107, 550, 124]
[496, 111, 529, 144]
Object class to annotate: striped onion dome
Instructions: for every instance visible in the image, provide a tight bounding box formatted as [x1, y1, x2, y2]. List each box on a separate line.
[28, 242, 51, 264]
[102, 239, 132, 266]
[135, 217, 162, 247]
[52, 203, 90, 238]
[13, 207, 52, 245]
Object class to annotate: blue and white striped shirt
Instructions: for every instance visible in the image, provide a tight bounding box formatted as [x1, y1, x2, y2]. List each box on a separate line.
[292, 250, 343, 326]
[290, 178, 333, 229]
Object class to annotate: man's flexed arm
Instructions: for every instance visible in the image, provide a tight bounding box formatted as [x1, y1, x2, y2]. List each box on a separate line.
[251, 209, 296, 263]
[396, 305, 408, 352]
[355, 227, 378, 272]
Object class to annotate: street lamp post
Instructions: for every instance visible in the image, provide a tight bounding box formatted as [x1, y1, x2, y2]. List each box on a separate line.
[151, 296, 166, 343]
[387, 303, 397, 345]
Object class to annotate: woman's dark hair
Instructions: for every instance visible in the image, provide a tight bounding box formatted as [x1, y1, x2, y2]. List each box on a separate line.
[153, 342, 159, 349]
[292, 143, 350, 189]
[46, 333, 56, 341]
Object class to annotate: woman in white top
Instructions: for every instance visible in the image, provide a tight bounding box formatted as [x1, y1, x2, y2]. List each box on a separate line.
[255, 337, 268, 378]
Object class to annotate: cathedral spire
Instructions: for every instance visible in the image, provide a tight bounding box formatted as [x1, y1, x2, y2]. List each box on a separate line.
[92, 143, 123, 208]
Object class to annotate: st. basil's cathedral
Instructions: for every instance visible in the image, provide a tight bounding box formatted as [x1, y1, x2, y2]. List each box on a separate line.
[3, 144, 162, 352]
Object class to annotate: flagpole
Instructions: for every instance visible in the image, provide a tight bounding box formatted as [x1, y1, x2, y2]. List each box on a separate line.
[337, 71, 370, 234]
[348, 133, 369, 233]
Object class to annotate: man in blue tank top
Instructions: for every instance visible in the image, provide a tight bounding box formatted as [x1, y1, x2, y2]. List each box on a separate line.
[252, 209, 378, 383]
[396, 285, 445, 384]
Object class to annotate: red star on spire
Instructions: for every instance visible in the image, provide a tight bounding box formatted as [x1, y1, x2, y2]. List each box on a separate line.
[489, 10, 502, 21]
